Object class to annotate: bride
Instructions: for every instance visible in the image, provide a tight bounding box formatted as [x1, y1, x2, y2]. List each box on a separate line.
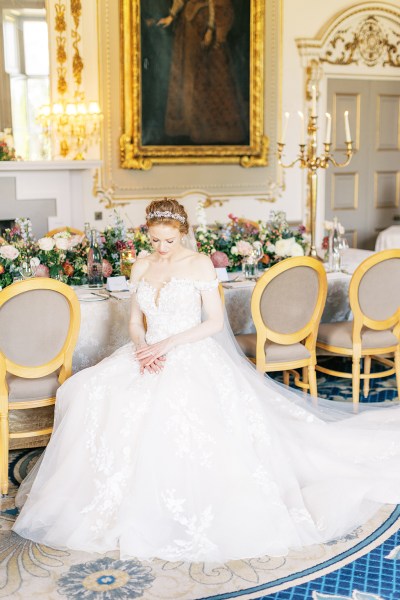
[13, 198, 400, 562]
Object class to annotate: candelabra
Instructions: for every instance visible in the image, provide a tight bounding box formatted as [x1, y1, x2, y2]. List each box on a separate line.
[277, 89, 354, 257]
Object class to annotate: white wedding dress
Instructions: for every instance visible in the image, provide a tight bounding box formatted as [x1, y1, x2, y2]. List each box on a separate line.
[13, 278, 400, 562]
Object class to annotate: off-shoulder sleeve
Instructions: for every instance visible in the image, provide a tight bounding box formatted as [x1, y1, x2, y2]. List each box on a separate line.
[127, 280, 139, 294]
[194, 279, 219, 291]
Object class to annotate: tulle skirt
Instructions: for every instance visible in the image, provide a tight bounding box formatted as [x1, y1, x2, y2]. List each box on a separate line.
[13, 337, 400, 562]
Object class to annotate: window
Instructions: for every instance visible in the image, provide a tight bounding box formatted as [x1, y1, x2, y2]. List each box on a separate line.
[2, 5, 50, 160]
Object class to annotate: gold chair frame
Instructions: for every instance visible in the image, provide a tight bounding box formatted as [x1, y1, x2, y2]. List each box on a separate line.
[45, 227, 84, 237]
[316, 249, 400, 407]
[0, 279, 81, 494]
[251, 257, 328, 396]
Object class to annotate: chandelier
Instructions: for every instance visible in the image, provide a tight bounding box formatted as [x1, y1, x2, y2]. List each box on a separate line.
[38, 0, 103, 159]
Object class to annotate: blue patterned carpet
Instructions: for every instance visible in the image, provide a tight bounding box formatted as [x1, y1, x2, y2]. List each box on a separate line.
[264, 357, 400, 600]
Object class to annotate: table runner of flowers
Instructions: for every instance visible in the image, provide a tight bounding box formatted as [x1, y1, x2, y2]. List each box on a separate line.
[0, 210, 308, 290]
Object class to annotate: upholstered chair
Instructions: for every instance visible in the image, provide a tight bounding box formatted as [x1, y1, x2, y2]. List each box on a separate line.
[0, 279, 81, 494]
[316, 249, 400, 407]
[45, 226, 84, 237]
[236, 257, 328, 396]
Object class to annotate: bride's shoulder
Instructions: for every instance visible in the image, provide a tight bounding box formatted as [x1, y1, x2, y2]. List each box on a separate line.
[130, 256, 153, 281]
[188, 253, 216, 281]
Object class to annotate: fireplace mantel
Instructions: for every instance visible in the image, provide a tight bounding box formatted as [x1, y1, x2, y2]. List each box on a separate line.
[0, 160, 101, 172]
[0, 160, 103, 237]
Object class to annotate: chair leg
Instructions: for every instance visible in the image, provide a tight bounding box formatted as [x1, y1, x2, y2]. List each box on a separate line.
[352, 356, 361, 410]
[283, 371, 290, 386]
[0, 412, 9, 495]
[308, 365, 318, 398]
[363, 355, 371, 398]
[395, 348, 400, 401]
[302, 366, 309, 385]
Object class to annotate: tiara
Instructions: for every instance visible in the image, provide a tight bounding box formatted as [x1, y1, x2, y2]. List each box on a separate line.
[147, 210, 186, 224]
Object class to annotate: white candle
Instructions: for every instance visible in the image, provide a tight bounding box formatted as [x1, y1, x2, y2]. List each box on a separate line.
[281, 112, 290, 144]
[297, 111, 305, 144]
[311, 85, 317, 117]
[344, 110, 351, 142]
[325, 112, 332, 144]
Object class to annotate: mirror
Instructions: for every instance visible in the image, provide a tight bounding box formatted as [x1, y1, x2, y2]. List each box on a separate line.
[0, 0, 50, 160]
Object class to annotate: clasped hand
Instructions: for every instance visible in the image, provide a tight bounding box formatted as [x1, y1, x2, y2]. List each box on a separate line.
[135, 338, 175, 375]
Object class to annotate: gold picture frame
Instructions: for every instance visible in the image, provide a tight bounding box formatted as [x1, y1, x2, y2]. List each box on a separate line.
[120, 0, 267, 170]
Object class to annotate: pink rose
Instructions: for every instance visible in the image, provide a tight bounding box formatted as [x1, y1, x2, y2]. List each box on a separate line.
[210, 251, 229, 268]
[0, 245, 19, 260]
[102, 259, 113, 278]
[68, 235, 83, 248]
[35, 264, 50, 277]
[236, 240, 253, 257]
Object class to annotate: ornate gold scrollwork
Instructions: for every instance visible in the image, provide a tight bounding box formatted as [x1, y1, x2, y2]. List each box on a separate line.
[320, 16, 400, 68]
[70, 0, 84, 85]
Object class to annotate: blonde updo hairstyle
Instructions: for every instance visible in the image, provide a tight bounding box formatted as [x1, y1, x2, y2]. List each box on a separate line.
[145, 198, 189, 235]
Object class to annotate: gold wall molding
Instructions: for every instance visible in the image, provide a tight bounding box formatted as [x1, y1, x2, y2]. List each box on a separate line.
[296, 2, 400, 68]
[120, 0, 267, 170]
[320, 15, 400, 67]
[97, 0, 282, 200]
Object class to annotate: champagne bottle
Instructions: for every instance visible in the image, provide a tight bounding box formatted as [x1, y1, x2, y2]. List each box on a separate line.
[87, 229, 103, 288]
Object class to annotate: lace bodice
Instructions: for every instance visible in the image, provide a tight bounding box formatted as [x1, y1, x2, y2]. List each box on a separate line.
[133, 278, 219, 344]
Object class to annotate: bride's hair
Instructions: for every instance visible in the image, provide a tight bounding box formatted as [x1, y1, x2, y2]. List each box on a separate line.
[146, 198, 189, 234]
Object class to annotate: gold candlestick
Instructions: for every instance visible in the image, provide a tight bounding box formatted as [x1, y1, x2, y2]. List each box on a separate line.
[277, 115, 353, 258]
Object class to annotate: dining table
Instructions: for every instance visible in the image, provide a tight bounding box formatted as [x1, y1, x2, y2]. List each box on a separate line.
[72, 248, 374, 373]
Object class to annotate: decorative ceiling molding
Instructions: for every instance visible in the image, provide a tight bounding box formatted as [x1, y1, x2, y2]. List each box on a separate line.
[296, 2, 400, 68]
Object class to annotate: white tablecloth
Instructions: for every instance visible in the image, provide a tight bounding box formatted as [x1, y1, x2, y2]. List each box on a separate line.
[72, 249, 374, 373]
[375, 226, 400, 251]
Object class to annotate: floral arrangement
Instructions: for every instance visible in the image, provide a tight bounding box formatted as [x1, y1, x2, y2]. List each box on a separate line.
[0, 213, 153, 290]
[194, 204, 309, 270]
[0, 208, 309, 290]
[321, 219, 345, 252]
[0, 139, 17, 161]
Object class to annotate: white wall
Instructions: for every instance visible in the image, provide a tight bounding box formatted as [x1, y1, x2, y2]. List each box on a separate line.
[41, 1, 400, 234]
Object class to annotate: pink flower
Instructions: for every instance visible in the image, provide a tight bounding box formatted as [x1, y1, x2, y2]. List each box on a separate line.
[0, 245, 19, 260]
[102, 259, 113, 278]
[35, 264, 50, 277]
[236, 240, 253, 257]
[210, 251, 229, 268]
[68, 235, 83, 248]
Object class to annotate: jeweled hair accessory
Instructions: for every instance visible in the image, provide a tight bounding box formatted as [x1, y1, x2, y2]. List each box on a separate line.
[147, 210, 186, 224]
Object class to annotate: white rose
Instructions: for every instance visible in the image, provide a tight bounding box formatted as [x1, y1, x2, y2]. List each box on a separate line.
[230, 246, 238, 256]
[275, 237, 294, 257]
[289, 242, 304, 257]
[0, 245, 19, 260]
[55, 237, 70, 250]
[30, 256, 40, 267]
[38, 237, 55, 251]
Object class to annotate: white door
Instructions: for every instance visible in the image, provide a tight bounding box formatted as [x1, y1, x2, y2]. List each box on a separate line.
[325, 79, 400, 249]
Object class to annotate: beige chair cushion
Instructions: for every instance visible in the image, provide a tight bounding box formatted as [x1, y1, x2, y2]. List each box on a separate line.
[358, 258, 400, 321]
[317, 321, 398, 350]
[260, 266, 319, 334]
[0, 289, 70, 366]
[6, 372, 60, 402]
[236, 333, 311, 363]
